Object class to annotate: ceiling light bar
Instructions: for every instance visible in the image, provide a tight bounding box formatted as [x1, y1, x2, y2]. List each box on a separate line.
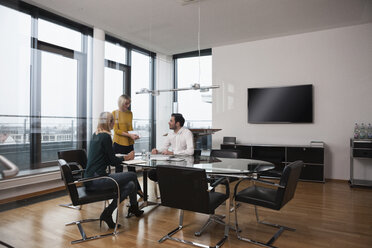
[136, 83, 219, 96]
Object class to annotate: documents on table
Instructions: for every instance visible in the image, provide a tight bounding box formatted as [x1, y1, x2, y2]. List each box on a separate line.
[150, 155, 185, 162]
[122, 159, 147, 165]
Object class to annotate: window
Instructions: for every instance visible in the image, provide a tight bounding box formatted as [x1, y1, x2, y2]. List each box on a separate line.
[105, 41, 126, 64]
[103, 41, 129, 112]
[175, 52, 212, 149]
[0, 3, 91, 176]
[104, 36, 155, 153]
[38, 18, 82, 52]
[0, 5, 32, 173]
[131, 51, 152, 152]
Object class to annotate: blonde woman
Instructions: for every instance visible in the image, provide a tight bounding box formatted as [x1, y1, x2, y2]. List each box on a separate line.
[84, 112, 143, 229]
[112, 94, 143, 197]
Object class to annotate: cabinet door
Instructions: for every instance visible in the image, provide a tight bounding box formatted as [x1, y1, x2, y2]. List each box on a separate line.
[287, 147, 324, 164]
[252, 146, 286, 165]
[352, 141, 372, 149]
[300, 164, 324, 182]
[353, 149, 372, 158]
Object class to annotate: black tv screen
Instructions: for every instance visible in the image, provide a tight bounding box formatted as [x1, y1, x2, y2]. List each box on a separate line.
[248, 84, 313, 123]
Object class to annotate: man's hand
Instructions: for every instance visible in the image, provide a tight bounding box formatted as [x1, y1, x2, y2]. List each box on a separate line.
[161, 150, 174, 155]
[151, 148, 158, 154]
[124, 151, 135, 161]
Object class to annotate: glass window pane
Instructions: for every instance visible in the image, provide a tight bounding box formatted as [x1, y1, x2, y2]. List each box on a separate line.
[40, 51, 78, 163]
[177, 56, 212, 128]
[105, 41, 126, 64]
[104, 67, 124, 112]
[131, 51, 151, 152]
[38, 18, 81, 51]
[0, 5, 31, 176]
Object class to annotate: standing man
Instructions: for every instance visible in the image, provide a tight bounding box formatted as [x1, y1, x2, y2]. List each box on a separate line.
[152, 113, 194, 155]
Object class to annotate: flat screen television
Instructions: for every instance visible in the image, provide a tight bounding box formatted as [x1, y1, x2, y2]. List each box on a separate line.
[248, 84, 313, 123]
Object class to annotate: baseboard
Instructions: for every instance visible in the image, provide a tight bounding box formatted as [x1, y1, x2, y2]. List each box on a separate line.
[0, 186, 66, 204]
[325, 178, 348, 183]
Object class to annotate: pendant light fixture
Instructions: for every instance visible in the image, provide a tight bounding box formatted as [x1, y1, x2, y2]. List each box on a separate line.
[136, 0, 219, 96]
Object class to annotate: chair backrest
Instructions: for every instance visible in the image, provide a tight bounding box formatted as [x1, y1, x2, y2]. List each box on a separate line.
[210, 149, 242, 159]
[58, 159, 80, 206]
[223, 136, 236, 144]
[156, 165, 210, 214]
[276, 160, 303, 208]
[58, 149, 87, 169]
[194, 149, 202, 157]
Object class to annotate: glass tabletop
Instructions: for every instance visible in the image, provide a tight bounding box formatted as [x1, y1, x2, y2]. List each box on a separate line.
[123, 155, 275, 175]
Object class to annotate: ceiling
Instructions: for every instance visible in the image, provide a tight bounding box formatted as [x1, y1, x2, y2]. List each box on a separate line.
[23, 0, 372, 55]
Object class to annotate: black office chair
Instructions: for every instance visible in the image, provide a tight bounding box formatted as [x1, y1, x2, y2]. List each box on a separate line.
[156, 165, 230, 248]
[58, 149, 87, 179]
[210, 149, 242, 211]
[223, 136, 236, 144]
[233, 160, 304, 248]
[210, 149, 242, 159]
[58, 159, 121, 244]
[57, 149, 88, 209]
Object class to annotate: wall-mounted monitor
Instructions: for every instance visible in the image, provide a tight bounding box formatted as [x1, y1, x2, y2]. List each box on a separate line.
[248, 84, 313, 123]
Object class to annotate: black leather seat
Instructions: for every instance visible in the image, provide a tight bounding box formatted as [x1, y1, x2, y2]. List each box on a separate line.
[58, 159, 121, 244]
[156, 165, 230, 248]
[233, 160, 304, 248]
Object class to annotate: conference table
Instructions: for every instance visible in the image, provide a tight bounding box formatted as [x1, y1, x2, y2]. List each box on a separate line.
[122, 154, 275, 209]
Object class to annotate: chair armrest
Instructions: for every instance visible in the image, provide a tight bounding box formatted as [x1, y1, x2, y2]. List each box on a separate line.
[233, 178, 251, 197]
[251, 178, 285, 188]
[68, 175, 121, 197]
[71, 169, 85, 175]
[69, 162, 83, 171]
[208, 176, 230, 196]
[210, 177, 226, 188]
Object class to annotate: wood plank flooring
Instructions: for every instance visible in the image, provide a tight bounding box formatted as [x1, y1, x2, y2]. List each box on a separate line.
[0, 179, 371, 248]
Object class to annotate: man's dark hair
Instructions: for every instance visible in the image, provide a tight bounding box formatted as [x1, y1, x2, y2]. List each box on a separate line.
[171, 113, 185, 127]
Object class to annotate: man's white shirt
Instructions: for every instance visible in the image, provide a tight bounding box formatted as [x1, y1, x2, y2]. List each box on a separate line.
[160, 127, 194, 155]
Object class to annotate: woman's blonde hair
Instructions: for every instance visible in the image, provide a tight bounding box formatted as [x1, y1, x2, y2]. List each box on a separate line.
[96, 112, 114, 134]
[118, 94, 131, 108]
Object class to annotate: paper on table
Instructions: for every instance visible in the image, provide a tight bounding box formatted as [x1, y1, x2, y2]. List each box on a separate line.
[123, 159, 147, 165]
[150, 155, 170, 161]
[149, 156, 184, 162]
[168, 157, 185, 162]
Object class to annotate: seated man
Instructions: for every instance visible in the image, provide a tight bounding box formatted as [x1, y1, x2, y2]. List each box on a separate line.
[152, 113, 194, 156]
[149, 113, 194, 181]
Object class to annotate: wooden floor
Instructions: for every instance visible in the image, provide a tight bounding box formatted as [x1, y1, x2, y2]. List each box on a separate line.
[0, 179, 372, 248]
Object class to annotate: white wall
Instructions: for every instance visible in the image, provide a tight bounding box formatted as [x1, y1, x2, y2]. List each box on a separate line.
[212, 23, 372, 180]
